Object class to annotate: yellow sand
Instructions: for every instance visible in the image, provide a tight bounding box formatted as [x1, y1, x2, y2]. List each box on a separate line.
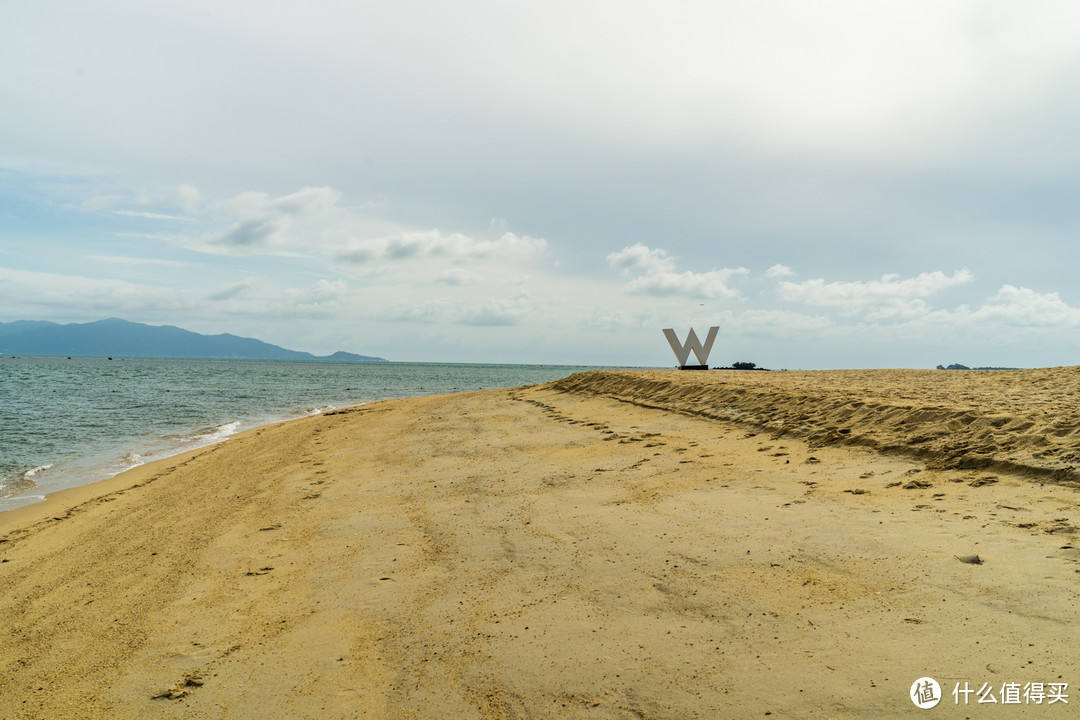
[3, 369, 1080, 718]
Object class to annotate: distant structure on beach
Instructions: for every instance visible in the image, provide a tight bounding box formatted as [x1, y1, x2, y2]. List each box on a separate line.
[663, 327, 718, 370]
[714, 361, 769, 371]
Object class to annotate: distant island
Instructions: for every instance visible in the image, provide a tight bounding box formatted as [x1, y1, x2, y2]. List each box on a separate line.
[0, 318, 386, 362]
[714, 361, 770, 371]
[936, 363, 1019, 370]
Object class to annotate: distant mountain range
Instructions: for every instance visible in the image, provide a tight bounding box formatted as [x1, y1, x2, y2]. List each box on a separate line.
[0, 319, 386, 362]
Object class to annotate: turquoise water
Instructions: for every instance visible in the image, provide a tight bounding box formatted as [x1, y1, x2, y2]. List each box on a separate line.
[0, 357, 598, 511]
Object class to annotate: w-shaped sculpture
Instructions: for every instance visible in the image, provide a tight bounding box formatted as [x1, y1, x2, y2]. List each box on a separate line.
[663, 327, 719, 369]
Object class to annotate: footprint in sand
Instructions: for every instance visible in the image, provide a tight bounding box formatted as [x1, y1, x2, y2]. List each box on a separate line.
[151, 673, 204, 701]
[969, 476, 999, 487]
[244, 566, 274, 576]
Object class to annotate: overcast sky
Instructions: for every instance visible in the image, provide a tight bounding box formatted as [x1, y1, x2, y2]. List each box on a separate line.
[3, 1, 1079, 367]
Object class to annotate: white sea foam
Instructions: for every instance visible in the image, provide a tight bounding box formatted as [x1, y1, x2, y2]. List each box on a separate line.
[23, 463, 54, 479]
[0, 465, 52, 510]
[180, 421, 241, 447]
[117, 452, 146, 473]
[197, 421, 240, 444]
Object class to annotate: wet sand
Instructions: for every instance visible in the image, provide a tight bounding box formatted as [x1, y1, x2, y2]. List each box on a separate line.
[2, 369, 1080, 718]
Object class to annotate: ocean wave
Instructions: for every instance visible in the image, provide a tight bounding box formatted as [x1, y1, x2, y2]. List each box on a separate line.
[184, 421, 241, 445]
[23, 463, 54, 479]
[0, 463, 52, 495]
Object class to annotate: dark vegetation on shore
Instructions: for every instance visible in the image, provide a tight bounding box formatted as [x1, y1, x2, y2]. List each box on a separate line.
[714, 361, 770, 371]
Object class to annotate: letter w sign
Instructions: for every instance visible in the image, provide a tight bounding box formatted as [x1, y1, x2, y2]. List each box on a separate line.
[663, 327, 719, 367]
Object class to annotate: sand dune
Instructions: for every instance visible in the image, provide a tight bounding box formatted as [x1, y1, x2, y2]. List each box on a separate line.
[554, 368, 1080, 484]
[2, 369, 1079, 718]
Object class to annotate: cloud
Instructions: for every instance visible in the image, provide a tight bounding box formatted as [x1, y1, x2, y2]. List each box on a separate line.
[765, 264, 794, 279]
[435, 268, 481, 286]
[607, 243, 748, 299]
[80, 195, 127, 212]
[383, 299, 450, 324]
[207, 279, 256, 301]
[384, 292, 535, 327]
[776, 270, 974, 319]
[113, 210, 191, 221]
[159, 186, 352, 256]
[0, 266, 198, 319]
[337, 230, 546, 265]
[176, 184, 201, 214]
[459, 293, 534, 326]
[971, 285, 1080, 327]
[607, 243, 675, 275]
[285, 278, 348, 304]
[581, 307, 655, 331]
[86, 255, 194, 268]
[218, 186, 342, 217]
[81, 184, 202, 217]
[215, 217, 291, 248]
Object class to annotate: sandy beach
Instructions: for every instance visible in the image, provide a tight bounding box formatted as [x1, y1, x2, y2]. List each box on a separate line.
[3, 368, 1080, 718]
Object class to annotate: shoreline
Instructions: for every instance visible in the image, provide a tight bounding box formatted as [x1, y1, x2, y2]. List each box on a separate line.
[4, 370, 1080, 717]
[0, 443, 220, 535]
[0, 358, 602, 514]
[0, 406, 331, 515]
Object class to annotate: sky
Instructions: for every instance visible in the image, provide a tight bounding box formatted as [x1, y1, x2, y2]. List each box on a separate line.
[2, 1, 1080, 368]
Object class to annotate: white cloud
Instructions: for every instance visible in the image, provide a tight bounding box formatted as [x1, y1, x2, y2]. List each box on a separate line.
[435, 268, 482, 286]
[607, 243, 675, 275]
[0, 266, 198, 319]
[176, 184, 201, 214]
[383, 292, 535, 327]
[765, 264, 794, 279]
[86, 255, 194, 268]
[137, 185, 363, 257]
[214, 217, 291, 248]
[207, 279, 256, 302]
[382, 299, 450, 325]
[200, 186, 345, 252]
[459, 293, 534, 327]
[217, 186, 342, 218]
[337, 230, 546, 265]
[80, 195, 127, 212]
[971, 285, 1080, 327]
[626, 269, 748, 300]
[285, 278, 348, 304]
[776, 270, 974, 318]
[608, 243, 747, 299]
[113, 210, 190, 221]
[581, 307, 655, 331]
[81, 184, 203, 217]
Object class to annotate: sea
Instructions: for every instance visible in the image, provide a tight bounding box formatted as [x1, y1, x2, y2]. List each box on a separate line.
[0, 356, 601, 513]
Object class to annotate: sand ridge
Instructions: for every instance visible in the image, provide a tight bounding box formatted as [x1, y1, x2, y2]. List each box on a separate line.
[553, 368, 1080, 485]
[1, 370, 1079, 718]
